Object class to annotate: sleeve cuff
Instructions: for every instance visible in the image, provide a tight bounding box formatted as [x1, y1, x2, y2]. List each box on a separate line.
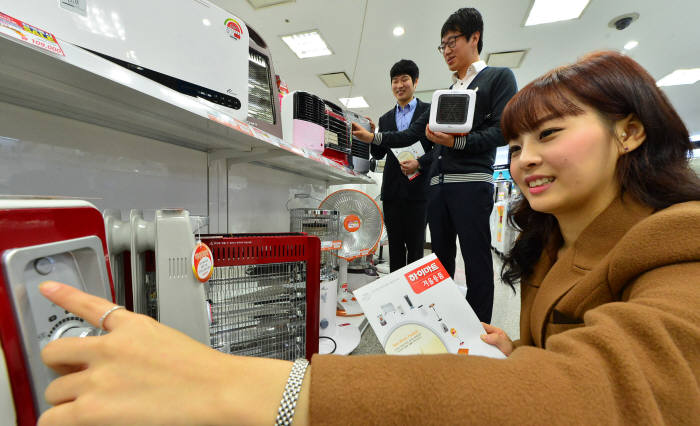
[372, 132, 383, 146]
[453, 135, 467, 150]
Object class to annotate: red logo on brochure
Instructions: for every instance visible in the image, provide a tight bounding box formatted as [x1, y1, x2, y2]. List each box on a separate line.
[225, 18, 243, 40]
[404, 258, 449, 294]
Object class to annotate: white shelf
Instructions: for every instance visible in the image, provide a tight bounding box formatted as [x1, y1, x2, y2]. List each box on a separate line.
[0, 33, 373, 184]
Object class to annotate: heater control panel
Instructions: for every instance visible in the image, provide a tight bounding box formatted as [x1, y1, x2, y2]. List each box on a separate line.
[1, 235, 111, 414]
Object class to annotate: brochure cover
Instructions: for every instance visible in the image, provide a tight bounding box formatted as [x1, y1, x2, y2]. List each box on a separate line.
[390, 141, 425, 181]
[354, 254, 505, 358]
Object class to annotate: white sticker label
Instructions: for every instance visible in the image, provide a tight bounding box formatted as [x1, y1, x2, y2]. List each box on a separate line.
[60, 0, 88, 16]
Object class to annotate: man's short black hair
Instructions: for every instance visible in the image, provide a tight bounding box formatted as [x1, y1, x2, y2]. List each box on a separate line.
[390, 59, 419, 83]
[441, 7, 483, 54]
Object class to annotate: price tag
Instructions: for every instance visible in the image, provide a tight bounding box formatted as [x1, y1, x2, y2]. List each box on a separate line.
[191, 241, 213, 283]
[0, 12, 65, 56]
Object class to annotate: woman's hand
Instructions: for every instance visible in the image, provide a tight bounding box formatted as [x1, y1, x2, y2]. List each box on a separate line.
[480, 322, 514, 356]
[351, 122, 374, 143]
[37, 281, 306, 426]
[425, 124, 455, 148]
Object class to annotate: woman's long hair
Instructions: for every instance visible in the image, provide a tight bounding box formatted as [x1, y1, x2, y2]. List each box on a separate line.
[500, 51, 700, 289]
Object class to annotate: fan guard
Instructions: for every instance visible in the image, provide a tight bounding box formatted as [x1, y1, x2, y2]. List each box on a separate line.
[319, 189, 383, 260]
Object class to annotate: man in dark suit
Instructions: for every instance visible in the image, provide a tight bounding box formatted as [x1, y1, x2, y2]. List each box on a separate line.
[371, 59, 433, 272]
[353, 8, 517, 323]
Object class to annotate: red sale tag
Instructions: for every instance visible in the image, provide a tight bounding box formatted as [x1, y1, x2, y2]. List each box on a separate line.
[404, 258, 449, 294]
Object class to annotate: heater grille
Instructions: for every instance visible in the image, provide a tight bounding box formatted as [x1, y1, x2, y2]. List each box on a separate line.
[289, 209, 340, 279]
[436, 94, 469, 124]
[208, 262, 307, 359]
[201, 233, 320, 361]
[351, 138, 370, 159]
[248, 49, 276, 125]
[323, 101, 352, 153]
[293, 92, 325, 126]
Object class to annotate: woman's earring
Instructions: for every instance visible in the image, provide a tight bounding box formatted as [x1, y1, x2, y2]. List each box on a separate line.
[624, 146, 629, 152]
[621, 132, 627, 139]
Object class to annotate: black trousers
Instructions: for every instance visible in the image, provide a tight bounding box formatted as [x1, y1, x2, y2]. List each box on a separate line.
[427, 181, 494, 323]
[383, 199, 427, 272]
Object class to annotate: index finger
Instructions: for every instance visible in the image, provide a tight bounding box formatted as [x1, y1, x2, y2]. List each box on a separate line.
[39, 281, 126, 332]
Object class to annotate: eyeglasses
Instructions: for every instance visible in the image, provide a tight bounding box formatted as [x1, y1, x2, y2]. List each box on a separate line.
[437, 34, 464, 54]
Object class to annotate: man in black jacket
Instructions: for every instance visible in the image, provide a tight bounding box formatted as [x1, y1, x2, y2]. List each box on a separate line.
[371, 59, 433, 272]
[352, 8, 517, 323]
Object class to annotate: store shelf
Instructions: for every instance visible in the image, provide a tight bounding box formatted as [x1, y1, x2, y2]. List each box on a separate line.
[0, 33, 373, 184]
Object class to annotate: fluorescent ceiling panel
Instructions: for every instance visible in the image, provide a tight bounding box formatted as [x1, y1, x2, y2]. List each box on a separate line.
[247, 0, 294, 9]
[487, 50, 527, 68]
[282, 30, 332, 59]
[339, 97, 369, 109]
[623, 40, 639, 50]
[525, 0, 590, 26]
[319, 72, 352, 88]
[656, 69, 700, 87]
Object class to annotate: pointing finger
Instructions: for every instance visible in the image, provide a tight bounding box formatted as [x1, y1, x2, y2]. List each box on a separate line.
[39, 281, 126, 332]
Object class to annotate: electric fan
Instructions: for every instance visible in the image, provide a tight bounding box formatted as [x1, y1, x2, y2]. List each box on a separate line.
[319, 189, 383, 353]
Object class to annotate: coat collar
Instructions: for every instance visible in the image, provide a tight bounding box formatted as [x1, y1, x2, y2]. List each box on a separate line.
[528, 195, 653, 346]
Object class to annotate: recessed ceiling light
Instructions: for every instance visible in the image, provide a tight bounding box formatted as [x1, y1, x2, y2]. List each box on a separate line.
[656, 68, 700, 87]
[247, 0, 294, 9]
[623, 40, 638, 50]
[393, 26, 405, 36]
[339, 96, 369, 109]
[281, 30, 332, 58]
[319, 72, 352, 88]
[487, 50, 528, 68]
[202, 18, 211, 26]
[525, 0, 590, 26]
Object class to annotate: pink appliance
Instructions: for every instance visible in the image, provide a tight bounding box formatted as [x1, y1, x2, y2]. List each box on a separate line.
[0, 199, 115, 426]
[281, 91, 326, 153]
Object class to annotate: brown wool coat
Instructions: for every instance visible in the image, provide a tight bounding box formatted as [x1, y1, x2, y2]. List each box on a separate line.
[310, 198, 700, 425]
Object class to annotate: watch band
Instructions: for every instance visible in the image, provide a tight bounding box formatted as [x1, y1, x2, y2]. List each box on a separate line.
[275, 358, 310, 425]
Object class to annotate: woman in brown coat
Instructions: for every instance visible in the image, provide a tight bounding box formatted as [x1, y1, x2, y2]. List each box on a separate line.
[38, 51, 700, 425]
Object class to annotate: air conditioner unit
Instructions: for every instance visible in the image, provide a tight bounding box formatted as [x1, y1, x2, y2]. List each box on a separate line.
[2, 0, 282, 137]
[0, 199, 115, 425]
[429, 89, 477, 135]
[281, 91, 326, 153]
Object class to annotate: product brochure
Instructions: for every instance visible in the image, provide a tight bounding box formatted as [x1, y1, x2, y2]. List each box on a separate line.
[354, 254, 506, 358]
[390, 141, 425, 181]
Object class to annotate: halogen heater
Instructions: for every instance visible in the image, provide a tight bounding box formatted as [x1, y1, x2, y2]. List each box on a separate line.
[0, 199, 115, 426]
[429, 89, 477, 135]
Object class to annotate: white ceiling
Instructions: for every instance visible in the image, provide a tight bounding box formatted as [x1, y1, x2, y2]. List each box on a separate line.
[212, 0, 700, 137]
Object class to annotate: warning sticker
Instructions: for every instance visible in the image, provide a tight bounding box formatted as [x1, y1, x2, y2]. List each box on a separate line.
[0, 12, 65, 56]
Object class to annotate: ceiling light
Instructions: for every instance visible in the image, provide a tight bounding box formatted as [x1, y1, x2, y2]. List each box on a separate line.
[525, 0, 590, 26]
[690, 134, 700, 142]
[487, 50, 527, 68]
[281, 30, 332, 58]
[319, 72, 352, 88]
[202, 18, 211, 26]
[247, 0, 294, 9]
[339, 97, 369, 109]
[623, 40, 638, 50]
[393, 26, 405, 36]
[656, 68, 700, 87]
